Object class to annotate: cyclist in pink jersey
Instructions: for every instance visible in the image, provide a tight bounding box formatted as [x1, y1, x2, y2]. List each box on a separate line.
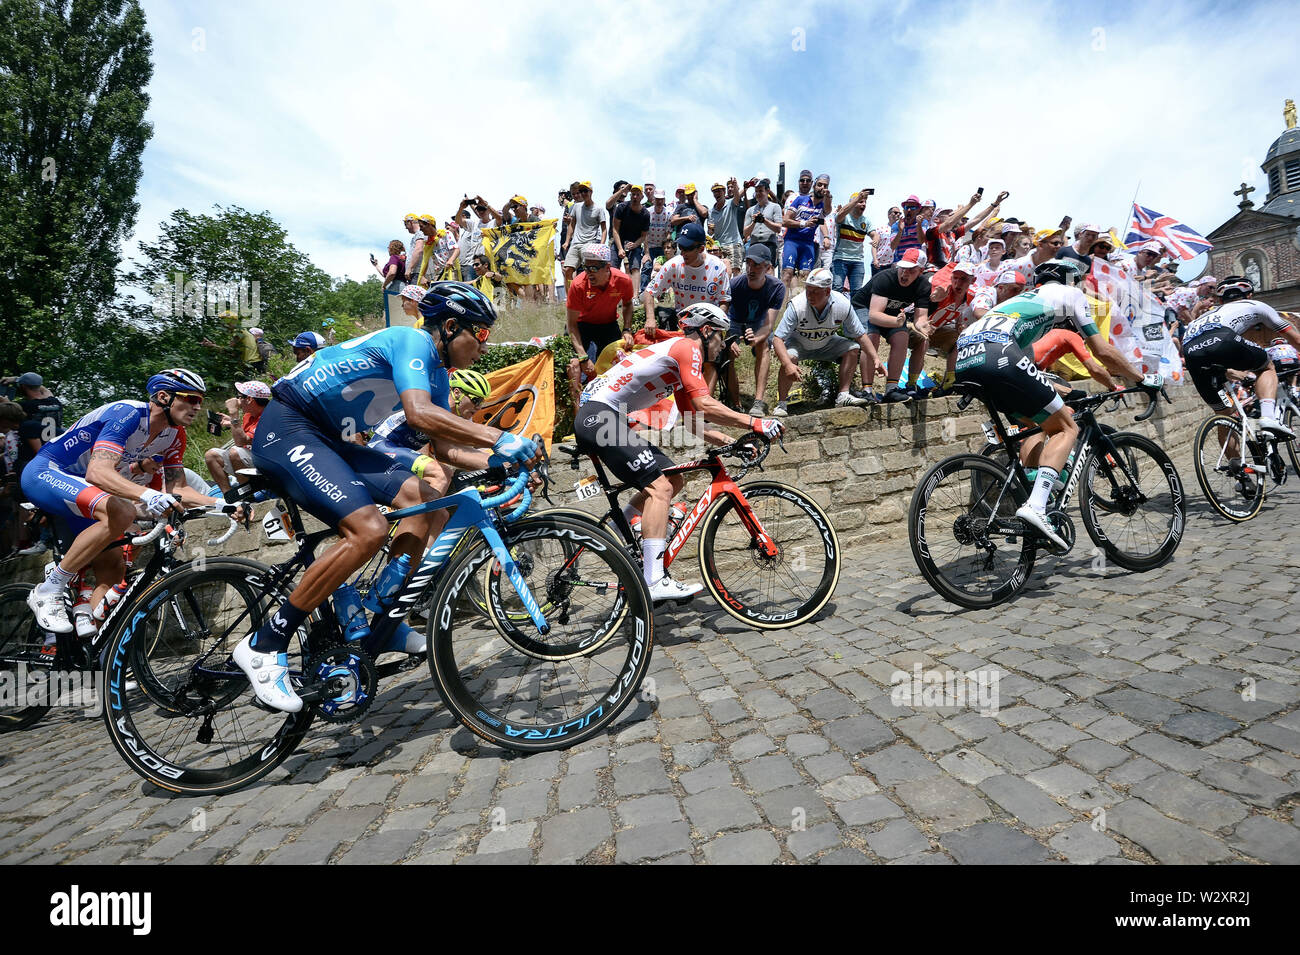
[576, 302, 783, 602]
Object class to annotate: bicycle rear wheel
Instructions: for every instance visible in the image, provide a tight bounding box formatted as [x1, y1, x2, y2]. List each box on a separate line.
[101, 558, 313, 795]
[1192, 414, 1264, 522]
[0, 583, 52, 732]
[1079, 432, 1185, 571]
[426, 513, 653, 751]
[1281, 403, 1300, 477]
[698, 481, 840, 628]
[909, 454, 1035, 609]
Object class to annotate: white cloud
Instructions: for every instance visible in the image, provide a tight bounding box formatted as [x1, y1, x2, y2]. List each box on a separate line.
[129, 0, 1297, 284]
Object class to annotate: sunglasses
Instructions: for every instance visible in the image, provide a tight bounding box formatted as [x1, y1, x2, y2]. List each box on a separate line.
[171, 392, 204, 405]
[584, 262, 609, 272]
[453, 388, 484, 409]
[460, 322, 492, 343]
[799, 178, 812, 184]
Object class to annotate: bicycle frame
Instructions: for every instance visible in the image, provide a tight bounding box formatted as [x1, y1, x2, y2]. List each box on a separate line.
[581, 449, 778, 570]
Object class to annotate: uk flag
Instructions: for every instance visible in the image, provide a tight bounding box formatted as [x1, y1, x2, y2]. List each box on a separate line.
[1124, 204, 1213, 260]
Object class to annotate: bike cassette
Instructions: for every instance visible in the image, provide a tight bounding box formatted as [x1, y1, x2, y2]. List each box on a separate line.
[303, 645, 378, 723]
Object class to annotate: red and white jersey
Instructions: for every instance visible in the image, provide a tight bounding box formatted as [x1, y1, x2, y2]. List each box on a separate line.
[580, 336, 711, 414]
[642, 253, 730, 312]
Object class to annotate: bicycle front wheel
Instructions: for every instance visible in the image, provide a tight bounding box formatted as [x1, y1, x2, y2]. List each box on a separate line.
[909, 454, 1035, 609]
[426, 513, 653, 751]
[1281, 403, 1300, 477]
[1192, 414, 1264, 522]
[101, 558, 313, 796]
[1079, 433, 1185, 571]
[698, 481, 840, 628]
[0, 583, 52, 732]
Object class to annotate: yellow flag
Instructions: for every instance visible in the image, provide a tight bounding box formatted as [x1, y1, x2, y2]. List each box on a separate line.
[481, 219, 557, 286]
[471, 351, 557, 449]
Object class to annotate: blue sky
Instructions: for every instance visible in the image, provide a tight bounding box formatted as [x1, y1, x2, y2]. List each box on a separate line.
[131, 0, 1299, 282]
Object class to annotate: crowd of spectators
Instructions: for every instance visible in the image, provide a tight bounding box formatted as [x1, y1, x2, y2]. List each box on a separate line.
[378, 174, 1206, 414]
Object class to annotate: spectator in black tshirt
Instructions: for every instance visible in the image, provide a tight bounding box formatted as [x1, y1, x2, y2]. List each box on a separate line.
[851, 250, 933, 401]
[612, 187, 650, 278]
[1056, 222, 1099, 271]
[729, 244, 786, 414]
[11, 371, 63, 551]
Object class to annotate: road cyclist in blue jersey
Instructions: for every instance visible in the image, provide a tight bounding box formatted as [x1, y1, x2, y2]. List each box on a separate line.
[21, 369, 206, 634]
[235, 282, 542, 713]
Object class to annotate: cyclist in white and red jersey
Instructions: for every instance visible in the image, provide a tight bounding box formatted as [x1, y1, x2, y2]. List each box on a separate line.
[640, 222, 730, 331]
[576, 302, 784, 602]
[20, 369, 204, 632]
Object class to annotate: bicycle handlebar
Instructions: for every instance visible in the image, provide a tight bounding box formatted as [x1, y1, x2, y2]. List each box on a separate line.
[130, 521, 169, 547]
[1133, 385, 1169, 422]
[480, 469, 532, 516]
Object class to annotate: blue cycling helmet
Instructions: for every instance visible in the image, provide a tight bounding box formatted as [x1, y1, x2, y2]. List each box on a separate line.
[146, 368, 207, 397]
[417, 281, 498, 328]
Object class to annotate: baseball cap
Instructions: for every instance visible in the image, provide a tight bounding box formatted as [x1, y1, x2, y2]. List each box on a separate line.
[922, 198, 936, 208]
[653, 188, 666, 199]
[582, 243, 611, 262]
[1077, 222, 1103, 234]
[399, 284, 427, 302]
[1139, 240, 1164, 254]
[1034, 228, 1063, 243]
[950, 261, 977, 278]
[711, 181, 725, 191]
[997, 270, 1027, 287]
[16, 372, 42, 388]
[677, 223, 707, 249]
[1196, 275, 1217, 286]
[987, 237, 1006, 248]
[535, 204, 546, 214]
[403, 212, 419, 221]
[816, 173, 830, 184]
[417, 214, 436, 224]
[248, 327, 264, 337]
[799, 169, 813, 179]
[234, 380, 272, 400]
[743, 244, 772, 265]
[806, 267, 833, 289]
[902, 194, 921, 207]
[289, 332, 327, 350]
[629, 184, 643, 193]
[999, 222, 1020, 235]
[896, 249, 925, 269]
[684, 183, 697, 194]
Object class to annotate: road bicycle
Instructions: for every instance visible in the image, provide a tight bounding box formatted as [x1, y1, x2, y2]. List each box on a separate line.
[909, 382, 1185, 609]
[100, 465, 654, 796]
[0, 506, 243, 732]
[550, 431, 840, 629]
[1191, 366, 1299, 522]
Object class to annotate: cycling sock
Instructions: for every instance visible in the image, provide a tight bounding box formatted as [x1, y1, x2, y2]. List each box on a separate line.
[641, 538, 665, 588]
[38, 563, 76, 595]
[250, 601, 309, 654]
[1028, 467, 1059, 511]
[1260, 398, 1276, 419]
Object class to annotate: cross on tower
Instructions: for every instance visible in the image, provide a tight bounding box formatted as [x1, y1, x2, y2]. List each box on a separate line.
[1234, 182, 1256, 209]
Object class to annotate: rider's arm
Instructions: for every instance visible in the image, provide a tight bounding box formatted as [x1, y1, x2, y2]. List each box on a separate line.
[85, 448, 154, 501]
[427, 437, 491, 471]
[1082, 356, 1119, 391]
[1085, 333, 1144, 384]
[401, 389, 504, 451]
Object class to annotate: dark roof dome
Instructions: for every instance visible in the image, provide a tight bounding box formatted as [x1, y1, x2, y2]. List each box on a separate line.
[1264, 128, 1300, 164]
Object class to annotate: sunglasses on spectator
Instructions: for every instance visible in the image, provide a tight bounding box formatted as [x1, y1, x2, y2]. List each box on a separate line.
[460, 322, 492, 343]
[584, 262, 609, 272]
[170, 391, 204, 405]
[799, 177, 812, 183]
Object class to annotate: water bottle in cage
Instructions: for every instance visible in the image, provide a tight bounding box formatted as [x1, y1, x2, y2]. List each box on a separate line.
[331, 584, 371, 642]
[92, 581, 131, 624]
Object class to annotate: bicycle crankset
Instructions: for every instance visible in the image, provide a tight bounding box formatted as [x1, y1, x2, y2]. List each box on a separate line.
[302, 644, 378, 723]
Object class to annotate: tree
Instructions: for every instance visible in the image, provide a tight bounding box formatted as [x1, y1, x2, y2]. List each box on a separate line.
[123, 205, 334, 389]
[318, 276, 384, 323]
[0, 0, 153, 384]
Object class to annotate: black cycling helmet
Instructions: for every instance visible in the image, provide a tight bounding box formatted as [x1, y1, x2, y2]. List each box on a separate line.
[418, 281, 497, 327]
[1033, 257, 1089, 287]
[1215, 275, 1253, 302]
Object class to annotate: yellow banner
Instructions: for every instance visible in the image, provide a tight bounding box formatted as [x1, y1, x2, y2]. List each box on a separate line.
[481, 219, 557, 286]
[472, 351, 557, 449]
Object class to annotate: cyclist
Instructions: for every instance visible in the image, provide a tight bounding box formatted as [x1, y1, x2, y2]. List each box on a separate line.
[954, 258, 1157, 548]
[20, 369, 203, 632]
[1181, 276, 1300, 439]
[575, 302, 784, 602]
[237, 282, 540, 713]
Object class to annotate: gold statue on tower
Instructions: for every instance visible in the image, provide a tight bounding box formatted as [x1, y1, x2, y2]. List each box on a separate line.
[1286, 98, 1297, 130]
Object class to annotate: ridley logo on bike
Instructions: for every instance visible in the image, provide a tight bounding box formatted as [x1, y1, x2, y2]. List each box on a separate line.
[670, 486, 713, 555]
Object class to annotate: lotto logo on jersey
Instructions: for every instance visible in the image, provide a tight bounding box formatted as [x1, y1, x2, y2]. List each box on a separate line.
[608, 371, 635, 393]
[627, 449, 656, 472]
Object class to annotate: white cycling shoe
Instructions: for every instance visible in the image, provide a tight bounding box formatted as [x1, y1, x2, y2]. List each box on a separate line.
[1258, 416, 1296, 440]
[1015, 505, 1068, 551]
[27, 587, 73, 633]
[233, 635, 303, 713]
[649, 576, 703, 604]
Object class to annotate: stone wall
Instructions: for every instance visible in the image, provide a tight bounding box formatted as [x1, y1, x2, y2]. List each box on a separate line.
[2, 383, 1213, 583]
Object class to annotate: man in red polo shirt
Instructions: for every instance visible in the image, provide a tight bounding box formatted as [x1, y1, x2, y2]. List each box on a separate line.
[567, 243, 635, 404]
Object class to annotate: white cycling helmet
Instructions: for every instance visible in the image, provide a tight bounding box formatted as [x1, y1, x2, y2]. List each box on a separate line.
[678, 302, 730, 332]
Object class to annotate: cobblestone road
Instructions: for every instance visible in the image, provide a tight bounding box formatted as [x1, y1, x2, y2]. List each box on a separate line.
[2, 450, 1298, 865]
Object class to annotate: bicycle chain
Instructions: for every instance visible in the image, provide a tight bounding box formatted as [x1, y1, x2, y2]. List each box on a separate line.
[304, 644, 378, 724]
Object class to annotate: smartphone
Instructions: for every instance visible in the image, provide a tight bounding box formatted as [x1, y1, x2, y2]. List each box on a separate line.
[206, 409, 224, 436]
[976, 186, 984, 198]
